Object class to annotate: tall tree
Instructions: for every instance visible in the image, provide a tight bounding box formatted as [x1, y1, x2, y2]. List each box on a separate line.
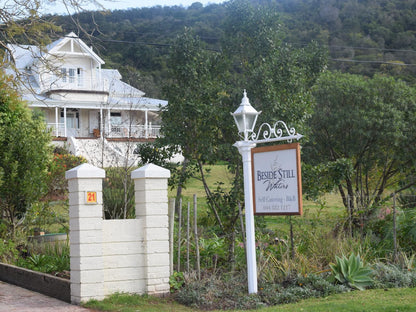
[161, 29, 231, 229]
[304, 71, 416, 227]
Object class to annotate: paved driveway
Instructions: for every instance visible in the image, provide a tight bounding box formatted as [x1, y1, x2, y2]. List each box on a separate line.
[0, 281, 94, 312]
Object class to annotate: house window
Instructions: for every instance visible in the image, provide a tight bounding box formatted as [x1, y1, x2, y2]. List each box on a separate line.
[77, 68, 83, 86]
[61, 68, 67, 82]
[69, 68, 75, 83]
[61, 67, 83, 86]
[110, 112, 122, 125]
[61, 108, 80, 129]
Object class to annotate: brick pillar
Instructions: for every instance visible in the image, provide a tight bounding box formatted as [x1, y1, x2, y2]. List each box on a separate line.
[131, 163, 171, 295]
[66, 163, 105, 304]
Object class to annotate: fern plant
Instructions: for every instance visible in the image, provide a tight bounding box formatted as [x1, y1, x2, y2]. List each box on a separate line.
[329, 253, 373, 291]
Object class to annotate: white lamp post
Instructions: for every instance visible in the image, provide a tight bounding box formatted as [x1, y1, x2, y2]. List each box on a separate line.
[231, 90, 261, 141]
[231, 90, 260, 294]
[232, 90, 303, 294]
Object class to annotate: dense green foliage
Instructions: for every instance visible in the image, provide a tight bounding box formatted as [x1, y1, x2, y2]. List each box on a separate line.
[103, 167, 135, 219]
[304, 71, 416, 229]
[17, 242, 70, 275]
[46, 148, 87, 199]
[0, 73, 52, 235]
[47, 0, 416, 98]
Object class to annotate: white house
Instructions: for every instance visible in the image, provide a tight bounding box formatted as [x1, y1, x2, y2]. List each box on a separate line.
[5, 32, 168, 166]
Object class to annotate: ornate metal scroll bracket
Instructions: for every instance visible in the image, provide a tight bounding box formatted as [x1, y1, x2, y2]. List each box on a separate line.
[249, 120, 303, 144]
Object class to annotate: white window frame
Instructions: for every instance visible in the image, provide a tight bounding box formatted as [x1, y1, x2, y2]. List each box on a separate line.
[61, 67, 83, 87]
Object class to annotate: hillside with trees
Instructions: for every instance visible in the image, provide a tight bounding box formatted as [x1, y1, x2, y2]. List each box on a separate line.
[50, 0, 416, 97]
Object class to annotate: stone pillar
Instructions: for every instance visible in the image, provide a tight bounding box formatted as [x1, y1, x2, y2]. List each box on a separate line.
[66, 163, 105, 304]
[131, 163, 171, 295]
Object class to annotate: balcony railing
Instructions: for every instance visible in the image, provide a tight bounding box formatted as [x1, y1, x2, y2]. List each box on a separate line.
[41, 76, 109, 94]
[47, 123, 161, 139]
[109, 125, 161, 138]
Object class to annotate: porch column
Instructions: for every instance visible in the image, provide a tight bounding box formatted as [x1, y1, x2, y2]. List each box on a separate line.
[64, 107, 67, 137]
[107, 109, 111, 138]
[145, 109, 148, 139]
[55, 106, 59, 137]
[100, 109, 103, 137]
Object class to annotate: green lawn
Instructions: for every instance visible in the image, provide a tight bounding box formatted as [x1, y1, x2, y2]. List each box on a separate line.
[271, 288, 416, 312]
[83, 288, 416, 311]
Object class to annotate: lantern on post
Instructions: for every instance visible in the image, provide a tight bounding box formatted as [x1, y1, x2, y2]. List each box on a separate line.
[231, 90, 261, 141]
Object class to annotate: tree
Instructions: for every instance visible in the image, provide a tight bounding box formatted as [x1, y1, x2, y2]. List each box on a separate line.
[0, 73, 52, 235]
[221, 0, 326, 131]
[0, 0, 104, 52]
[304, 71, 416, 229]
[161, 28, 230, 228]
[160, 0, 327, 267]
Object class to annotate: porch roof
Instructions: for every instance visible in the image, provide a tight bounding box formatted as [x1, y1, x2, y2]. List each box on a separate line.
[23, 93, 167, 111]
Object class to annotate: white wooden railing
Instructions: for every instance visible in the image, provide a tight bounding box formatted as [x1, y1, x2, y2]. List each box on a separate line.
[41, 76, 109, 94]
[109, 125, 161, 138]
[47, 123, 161, 139]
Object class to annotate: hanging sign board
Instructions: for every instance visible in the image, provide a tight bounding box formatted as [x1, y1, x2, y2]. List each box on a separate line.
[251, 143, 303, 215]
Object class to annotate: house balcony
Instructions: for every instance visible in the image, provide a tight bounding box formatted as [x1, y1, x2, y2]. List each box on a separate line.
[41, 76, 110, 97]
[47, 123, 161, 139]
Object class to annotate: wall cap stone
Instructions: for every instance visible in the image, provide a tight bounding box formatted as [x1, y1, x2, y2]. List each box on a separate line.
[131, 163, 170, 179]
[65, 163, 106, 180]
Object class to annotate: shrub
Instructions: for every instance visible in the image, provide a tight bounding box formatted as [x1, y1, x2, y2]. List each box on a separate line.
[23, 201, 68, 235]
[175, 271, 350, 310]
[103, 167, 135, 219]
[293, 273, 350, 297]
[372, 263, 416, 289]
[17, 241, 70, 274]
[0, 239, 19, 263]
[0, 74, 52, 234]
[46, 150, 86, 199]
[330, 253, 373, 290]
[169, 271, 185, 292]
[175, 272, 262, 310]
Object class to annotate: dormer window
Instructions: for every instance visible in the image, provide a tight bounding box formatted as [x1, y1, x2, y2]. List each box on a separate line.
[77, 68, 83, 86]
[69, 68, 75, 83]
[61, 67, 83, 86]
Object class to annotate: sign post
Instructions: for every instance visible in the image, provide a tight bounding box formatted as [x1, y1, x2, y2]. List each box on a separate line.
[232, 91, 303, 294]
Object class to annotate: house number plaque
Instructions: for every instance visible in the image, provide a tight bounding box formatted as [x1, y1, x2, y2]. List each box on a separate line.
[86, 191, 97, 204]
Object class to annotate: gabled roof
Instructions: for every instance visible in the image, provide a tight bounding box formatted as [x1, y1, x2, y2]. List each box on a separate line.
[47, 32, 104, 65]
[6, 32, 104, 70]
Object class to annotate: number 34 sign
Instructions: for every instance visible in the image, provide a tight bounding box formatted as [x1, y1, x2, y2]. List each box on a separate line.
[86, 191, 97, 204]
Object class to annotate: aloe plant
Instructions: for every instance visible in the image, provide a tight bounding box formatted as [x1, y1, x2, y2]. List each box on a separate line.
[329, 253, 373, 291]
